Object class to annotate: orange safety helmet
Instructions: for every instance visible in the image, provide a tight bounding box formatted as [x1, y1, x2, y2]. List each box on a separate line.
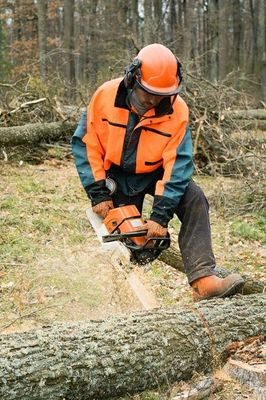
[124, 43, 183, 96]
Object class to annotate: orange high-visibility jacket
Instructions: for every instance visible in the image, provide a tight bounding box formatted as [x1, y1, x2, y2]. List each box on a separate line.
[72, 78, 193, 226]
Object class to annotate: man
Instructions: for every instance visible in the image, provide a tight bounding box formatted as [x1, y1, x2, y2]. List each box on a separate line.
[72, 43, 244, 301]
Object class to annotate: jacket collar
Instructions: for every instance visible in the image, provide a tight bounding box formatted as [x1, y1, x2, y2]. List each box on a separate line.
[114, 79, 174, 117]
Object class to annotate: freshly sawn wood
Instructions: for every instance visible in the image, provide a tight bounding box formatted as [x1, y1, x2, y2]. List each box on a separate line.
[0, 294, 265, 400]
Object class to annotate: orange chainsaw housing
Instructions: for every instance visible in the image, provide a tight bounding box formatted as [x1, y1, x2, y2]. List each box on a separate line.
[103, 205, 146, 246]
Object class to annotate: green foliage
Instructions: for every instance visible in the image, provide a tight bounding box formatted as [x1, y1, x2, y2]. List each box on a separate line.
[231, 213, 266, 244]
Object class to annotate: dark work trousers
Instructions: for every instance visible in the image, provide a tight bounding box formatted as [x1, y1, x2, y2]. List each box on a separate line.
[111, 180, 216, 284]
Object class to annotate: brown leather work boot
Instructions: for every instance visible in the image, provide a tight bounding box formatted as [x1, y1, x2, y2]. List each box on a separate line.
[191, 273, 245, 301]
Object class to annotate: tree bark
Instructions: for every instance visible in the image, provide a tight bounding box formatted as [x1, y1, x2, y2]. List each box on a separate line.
[37, 0, 48, 79]
[0, 122, 76, 146]
[0, 294, 265, 400]
[63, 0, 76, 98]
[233, 0, 242, 74]
[144, 0, 154, 44]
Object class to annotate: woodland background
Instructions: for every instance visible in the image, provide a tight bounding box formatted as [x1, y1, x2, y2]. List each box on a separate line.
[0, 2, 265, 399]
[0, 0, 266, 103]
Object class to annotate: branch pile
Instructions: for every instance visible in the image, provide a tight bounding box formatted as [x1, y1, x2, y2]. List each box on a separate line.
[184, 74, 266, 212]
[0, 78, 83, 127]
[185, 74, 265, 176]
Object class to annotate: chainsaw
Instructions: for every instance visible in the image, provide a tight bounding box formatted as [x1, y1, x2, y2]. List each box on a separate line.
[88, 205, 170, 265]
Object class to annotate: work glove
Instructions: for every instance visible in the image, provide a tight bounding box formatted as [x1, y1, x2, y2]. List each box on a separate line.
[141, 220, 168, 238]
[92, 200, 114, 219]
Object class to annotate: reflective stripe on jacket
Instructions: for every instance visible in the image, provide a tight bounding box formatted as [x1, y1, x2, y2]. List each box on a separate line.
[72, 78, 193, 226]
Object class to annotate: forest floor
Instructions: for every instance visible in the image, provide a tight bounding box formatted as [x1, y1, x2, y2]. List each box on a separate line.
[0, 150, 265, 399]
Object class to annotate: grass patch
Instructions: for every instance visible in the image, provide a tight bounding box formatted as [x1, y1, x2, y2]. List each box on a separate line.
[32, 218, 53, 233]
[230, 213, 266, 244]
[47, 273, 104, 309]
[0, 234, 40, 264]
[1, 195, 22, 211]
[17, 178, 45, 194]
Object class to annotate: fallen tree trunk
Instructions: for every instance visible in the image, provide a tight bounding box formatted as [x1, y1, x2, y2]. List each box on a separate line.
[159, 247, 266, 295]
[224, 109, 266, 120]
[223, 109, 266, 130]
[0, 121, 76, 146]
[0, 294, 265, 400]
[234, 119, 266, 130]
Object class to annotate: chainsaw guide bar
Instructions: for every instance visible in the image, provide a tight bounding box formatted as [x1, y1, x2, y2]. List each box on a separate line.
[86, 207, 159, 310]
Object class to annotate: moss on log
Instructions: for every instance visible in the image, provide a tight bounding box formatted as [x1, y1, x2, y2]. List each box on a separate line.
[0, 294, 265, 400]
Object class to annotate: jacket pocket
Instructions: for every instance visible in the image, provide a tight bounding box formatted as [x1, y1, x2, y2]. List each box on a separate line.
[145, 159, 163, 166]
[142, 127, 172, 137]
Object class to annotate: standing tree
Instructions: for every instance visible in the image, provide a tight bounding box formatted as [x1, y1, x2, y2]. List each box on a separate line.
[37, 0, 48, 80]
[63, 0, 76, 98]
[0, 18, 9, 80]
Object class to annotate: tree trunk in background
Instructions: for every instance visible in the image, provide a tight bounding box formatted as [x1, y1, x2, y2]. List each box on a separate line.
[218, 0, 229, 80]
[144, 0, 153, 44]
[249, 0, 257, 74]
[190, 0, 199, 71]
[37, 0, 48, 79]
[208, 0, 218, 82]
[0, 295, 265, 400]
[117, 1, 130, 55]
[63, 0, 76, 98]
[178, 0, 185, 59]
[87, 0, 98, 89]
[257, 0, 266, 101]
[203, 1, 208, 77]
[129, 0, 140, 48]
[154, 0, 163, 42]
[231, 0, 242, 76]
[168, 0, 178, 46]
[183, 0, 192, 63]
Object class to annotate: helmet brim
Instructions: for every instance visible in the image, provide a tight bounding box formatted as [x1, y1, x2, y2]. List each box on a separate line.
[136, 79, 181, 96]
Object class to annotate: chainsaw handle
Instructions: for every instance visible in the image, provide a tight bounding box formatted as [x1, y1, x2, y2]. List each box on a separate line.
[102, 230, 148, 243]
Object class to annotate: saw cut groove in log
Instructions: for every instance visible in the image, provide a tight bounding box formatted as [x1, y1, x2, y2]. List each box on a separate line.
[0, 294, 265, 400]
[0, 121, 76, 146]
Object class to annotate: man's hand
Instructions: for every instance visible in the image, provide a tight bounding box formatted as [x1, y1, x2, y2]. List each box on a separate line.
[142, 220, 168, 238]
[92, 200, 114, 219]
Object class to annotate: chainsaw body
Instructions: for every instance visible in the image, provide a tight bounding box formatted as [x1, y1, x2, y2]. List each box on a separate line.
[102, 205, 170, 264]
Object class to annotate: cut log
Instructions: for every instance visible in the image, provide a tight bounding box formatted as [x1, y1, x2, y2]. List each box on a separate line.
[234, 119, 266, 131]
[159, 247, 266, 295]
[225, 358, 266, 397]
[223, 109, 266, 130]
[224, 109, 266, 120]
[0, 294, 265, 400]
[0, 121, 76, 146]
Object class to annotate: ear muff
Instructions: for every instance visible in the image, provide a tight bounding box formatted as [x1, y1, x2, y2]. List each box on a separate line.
[124, 58, 142, 89]
[124, 57, 184, 93]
